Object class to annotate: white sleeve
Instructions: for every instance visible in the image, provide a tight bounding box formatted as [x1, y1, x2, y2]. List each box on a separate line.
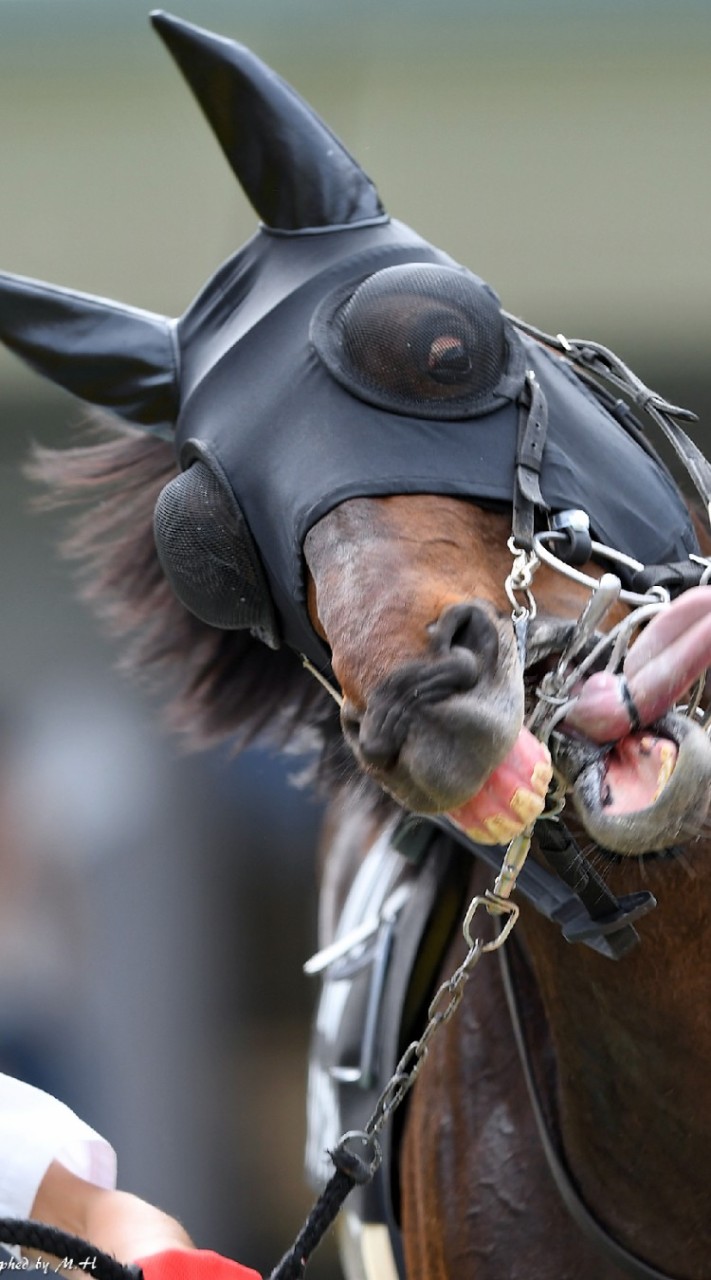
[0, 1074, 117, 1218]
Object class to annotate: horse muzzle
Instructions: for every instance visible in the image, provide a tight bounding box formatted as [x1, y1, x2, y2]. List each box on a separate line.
[340, 600, 532, 815]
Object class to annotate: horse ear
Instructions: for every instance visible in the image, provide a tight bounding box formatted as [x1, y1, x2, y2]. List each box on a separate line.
[150, 10, 385, 232]
[0, 272, 178, 434]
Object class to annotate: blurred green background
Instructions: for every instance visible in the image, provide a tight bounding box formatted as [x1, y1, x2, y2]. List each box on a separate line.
[0, 3, 709, 1276]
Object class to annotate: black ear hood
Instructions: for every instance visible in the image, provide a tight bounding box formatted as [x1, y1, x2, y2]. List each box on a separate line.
[172, 233, 698, 660]
[0, 11, 699, 666]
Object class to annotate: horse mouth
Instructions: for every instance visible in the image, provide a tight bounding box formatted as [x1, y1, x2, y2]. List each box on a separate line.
[431, 705, 711, 858]
[524, 615, 711, 855]
[445, 712, 710, 857]
[594, 733, 676, 814]
[551, 712, 711, 854]
[345, 600, 711, 857]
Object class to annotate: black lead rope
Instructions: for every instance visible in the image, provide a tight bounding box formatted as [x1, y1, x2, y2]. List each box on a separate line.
[0, 1220, 137, 1280]
[267, 1160, 363, 1280]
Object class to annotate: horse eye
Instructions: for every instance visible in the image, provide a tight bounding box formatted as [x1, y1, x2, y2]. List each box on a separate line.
[427, 335, 473, 384]
[312, 263, 513, 417]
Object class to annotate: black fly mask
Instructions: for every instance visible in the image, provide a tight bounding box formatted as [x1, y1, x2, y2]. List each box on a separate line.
[0, 11, 702, 667]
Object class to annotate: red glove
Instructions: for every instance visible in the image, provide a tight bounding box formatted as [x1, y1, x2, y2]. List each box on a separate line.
[136, 1249, 261, 1280]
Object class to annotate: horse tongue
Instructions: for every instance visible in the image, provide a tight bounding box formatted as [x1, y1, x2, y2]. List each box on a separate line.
[448, 727, 552, 846]
[564, 589, 711, 744]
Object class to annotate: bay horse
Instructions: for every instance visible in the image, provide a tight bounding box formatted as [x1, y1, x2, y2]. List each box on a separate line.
[2, 12, 711, 1280]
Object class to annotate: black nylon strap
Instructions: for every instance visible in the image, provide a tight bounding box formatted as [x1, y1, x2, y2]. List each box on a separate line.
[417, 814, 656, 960]
[625, 560, 707, 597]
[533, 818, 652, 957]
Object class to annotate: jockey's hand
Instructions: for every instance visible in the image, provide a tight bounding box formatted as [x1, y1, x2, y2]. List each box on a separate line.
[32, 1162, 262, 1280]
[136, 1250, 261, 1280]
[32, 1160, 194, 1262]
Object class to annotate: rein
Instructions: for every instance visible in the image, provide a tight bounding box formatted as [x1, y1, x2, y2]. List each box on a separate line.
[0, 1223, 137, 1280]
[498, 941, 679, 1280]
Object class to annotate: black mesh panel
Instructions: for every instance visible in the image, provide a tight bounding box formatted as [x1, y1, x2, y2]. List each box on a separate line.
[311, 263, 525, 419]
[153, 460, 279, 647]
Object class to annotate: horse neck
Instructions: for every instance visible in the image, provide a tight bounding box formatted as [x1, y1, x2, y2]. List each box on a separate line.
[520, 839, 711, 1277]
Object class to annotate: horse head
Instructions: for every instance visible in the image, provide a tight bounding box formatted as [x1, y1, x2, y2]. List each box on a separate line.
[1, 10, 710, 863]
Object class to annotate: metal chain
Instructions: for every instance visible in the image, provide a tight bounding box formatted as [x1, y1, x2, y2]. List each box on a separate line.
[333, 882, 522, 1177]
[270, 862, 528, 1280]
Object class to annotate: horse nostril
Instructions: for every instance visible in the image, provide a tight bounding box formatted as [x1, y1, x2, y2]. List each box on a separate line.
[431, 602, 499, 672]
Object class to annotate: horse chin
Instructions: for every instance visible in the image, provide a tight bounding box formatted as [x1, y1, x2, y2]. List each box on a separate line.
[554, 712, 711, 855]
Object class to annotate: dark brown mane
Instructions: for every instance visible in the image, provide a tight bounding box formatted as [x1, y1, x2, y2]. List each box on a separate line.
[27, 413, 368, 804]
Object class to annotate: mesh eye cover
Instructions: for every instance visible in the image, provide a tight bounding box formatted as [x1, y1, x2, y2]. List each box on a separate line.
[311, 263, 526, 420]
[153, 452, 279, 647]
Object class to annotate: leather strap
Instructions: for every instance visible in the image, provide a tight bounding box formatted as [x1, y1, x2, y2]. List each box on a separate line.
[498, 942, 679, 1280]
[509, 315, 711, 520]
[512, 370, 550, 548]
[625, 560, 708, 598]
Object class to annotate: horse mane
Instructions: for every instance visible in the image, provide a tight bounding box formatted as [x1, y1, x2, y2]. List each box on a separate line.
[28, 414, 374, 806]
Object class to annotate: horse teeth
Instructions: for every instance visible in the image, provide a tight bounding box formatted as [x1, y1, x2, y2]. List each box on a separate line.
[531, 758, 553, 795]
[484, 814, 528, 842]
[510, 785, 548, 824]
[652, 741, 676, 801]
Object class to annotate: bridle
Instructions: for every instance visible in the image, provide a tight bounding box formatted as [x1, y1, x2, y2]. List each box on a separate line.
[301, 316, 711, 960]
[498, 938, 682, 1280]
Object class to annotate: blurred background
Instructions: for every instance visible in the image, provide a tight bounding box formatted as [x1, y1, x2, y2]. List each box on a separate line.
[0, 1, 709, 1275]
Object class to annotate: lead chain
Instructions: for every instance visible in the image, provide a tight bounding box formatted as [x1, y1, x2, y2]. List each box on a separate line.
[334, 880, 522, 1177]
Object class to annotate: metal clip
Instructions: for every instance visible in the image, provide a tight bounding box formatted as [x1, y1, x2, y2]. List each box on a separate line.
[505, 538, 539, 621]
[491, 829, 533, 901]
[554, 572, 622, 674]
